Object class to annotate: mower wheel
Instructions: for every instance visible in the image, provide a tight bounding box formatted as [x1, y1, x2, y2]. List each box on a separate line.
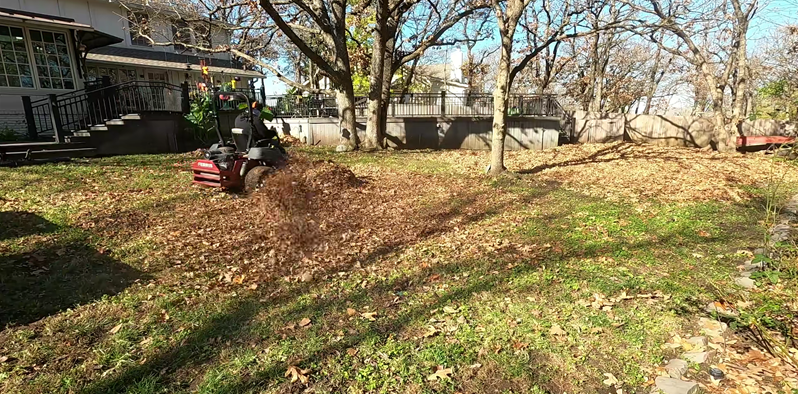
[244, 165, 274, 190]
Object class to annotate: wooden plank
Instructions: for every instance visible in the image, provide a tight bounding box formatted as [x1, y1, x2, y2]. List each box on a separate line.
[737, 136, 795, 147]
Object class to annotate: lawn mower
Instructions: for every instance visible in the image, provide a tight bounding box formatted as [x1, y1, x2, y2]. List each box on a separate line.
[191, 91, 285, 190]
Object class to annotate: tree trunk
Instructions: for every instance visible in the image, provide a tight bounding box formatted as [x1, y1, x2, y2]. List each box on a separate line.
[711, 99, 735, 151]
[379, 41, 394, 147]
[336, 83, 358, 151]
[363, 0, 387, 151]
[489, 47, 511, 175]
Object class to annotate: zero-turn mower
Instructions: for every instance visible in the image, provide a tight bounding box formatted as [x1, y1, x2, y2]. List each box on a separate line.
[191, 91, 285, 191]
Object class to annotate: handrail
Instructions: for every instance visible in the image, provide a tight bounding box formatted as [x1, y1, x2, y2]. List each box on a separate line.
[31, 80, 183, 106]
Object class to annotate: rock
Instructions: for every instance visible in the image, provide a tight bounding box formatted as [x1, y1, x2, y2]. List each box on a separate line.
[753, 248, 766, 256]
[734, 277, 756, 289]
[335, 144, 353, 152]
[686, 336, 708, 348]
[770, 223, 791, 243]
[743, 261, 765, 272]
[682, 350, 714, 364]
[664, 359, 689, 379]
[654, 377, 699, 394]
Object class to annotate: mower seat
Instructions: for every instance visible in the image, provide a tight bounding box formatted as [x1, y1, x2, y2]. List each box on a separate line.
[231, 127, 250, 153]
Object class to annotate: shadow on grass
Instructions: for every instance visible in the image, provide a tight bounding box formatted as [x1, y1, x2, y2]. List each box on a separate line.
[0, 211, 60, 241]
[0, 215, 148, 328]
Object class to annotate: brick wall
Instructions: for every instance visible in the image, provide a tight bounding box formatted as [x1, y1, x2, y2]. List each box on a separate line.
[0, 110, 27, 138]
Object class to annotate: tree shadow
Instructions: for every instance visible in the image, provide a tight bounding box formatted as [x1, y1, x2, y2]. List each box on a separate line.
[0, 236, 148, 328]
[0, 211, 60, 241]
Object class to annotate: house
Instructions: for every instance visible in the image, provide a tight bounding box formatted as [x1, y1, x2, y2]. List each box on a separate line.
[412, 48, 468, 96]
[0, 0, 262, 138]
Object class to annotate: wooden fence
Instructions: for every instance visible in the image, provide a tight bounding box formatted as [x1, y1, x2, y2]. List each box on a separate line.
[572, 111, 797, 147]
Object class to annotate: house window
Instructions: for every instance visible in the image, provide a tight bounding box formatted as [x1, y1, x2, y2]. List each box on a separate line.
[172, 20, 191, 51]
[129, 12, 151, 47]
[0, 25, 34, 88]
[29, 29, 74, 90]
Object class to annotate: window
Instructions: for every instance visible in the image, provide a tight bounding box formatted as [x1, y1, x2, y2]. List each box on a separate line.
[0, 25, 34, 88]
[172, 20, 191, 51]
[29, 29, 74, 89]
[129, 12, 151, 47]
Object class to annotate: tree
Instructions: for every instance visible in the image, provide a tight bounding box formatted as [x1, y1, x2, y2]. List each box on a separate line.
[362, 0, 490, 150]
[487, 0, 622, 174]
[628, 0, 758, 150]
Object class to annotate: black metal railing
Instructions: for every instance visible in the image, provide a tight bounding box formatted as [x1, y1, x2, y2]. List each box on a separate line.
[250, 93, 563, 118]
[27, 80, 184, 141]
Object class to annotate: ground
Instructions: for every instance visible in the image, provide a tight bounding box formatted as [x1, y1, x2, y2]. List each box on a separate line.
[1, 142, 797, 394]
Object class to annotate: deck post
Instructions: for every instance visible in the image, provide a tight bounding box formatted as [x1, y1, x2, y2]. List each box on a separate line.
[48, 94, 63, 143]
[22, 96, 38, 140]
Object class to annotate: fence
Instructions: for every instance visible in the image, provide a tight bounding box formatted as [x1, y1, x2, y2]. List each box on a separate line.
[572, 111, 798, 147]
[197, 89, 564, 118]
[26, 80, 184, 142]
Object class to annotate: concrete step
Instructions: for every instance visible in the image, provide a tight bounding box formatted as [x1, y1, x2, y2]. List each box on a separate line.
[121, 114, 141, 121]
[89, 125, 109, 131]
[64, 135, 91, 143]
[106, 119, 125, 126]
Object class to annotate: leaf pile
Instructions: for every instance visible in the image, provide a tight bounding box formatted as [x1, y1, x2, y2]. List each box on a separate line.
[436, 142, 798, 203]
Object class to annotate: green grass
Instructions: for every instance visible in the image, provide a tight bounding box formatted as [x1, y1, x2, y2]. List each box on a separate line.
[0, 149, 791, 393]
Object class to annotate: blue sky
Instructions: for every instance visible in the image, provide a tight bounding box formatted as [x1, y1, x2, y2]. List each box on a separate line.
[255, 0, 796, 96]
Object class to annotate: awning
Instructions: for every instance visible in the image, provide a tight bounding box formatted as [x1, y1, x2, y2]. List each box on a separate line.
[86, 47, 264, 78]
[77, 30, 124, 52]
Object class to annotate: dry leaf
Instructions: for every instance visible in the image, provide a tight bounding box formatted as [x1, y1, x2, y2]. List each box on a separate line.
[550, 323, 566, 336]
[109, 323, 123, 334]
[299, 317, 312, 327]
[443, 306, 458, 314]
[346, 348, 358, 356]
[285, 365, 310, 384]
[248, 283, 258, 290]
[233, 274, 245, 284]
[0, 356, 8, 363]
[284, 322, 297, 331]
[426, 367, 453, 381]
[361, 312, 377, 321]
[346, 308, 357, 316]
[603, 372, 619, 386]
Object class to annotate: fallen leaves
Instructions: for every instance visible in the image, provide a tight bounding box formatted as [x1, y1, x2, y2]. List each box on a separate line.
[549, 323, 566, 337]
[360, 312, 377, 321]
[426, 366, 453, 381]
[602, 372, 619, 386]
[298, 317, 312, 327]
[285, 365, 311, 384]
[109, 323, 123, 334]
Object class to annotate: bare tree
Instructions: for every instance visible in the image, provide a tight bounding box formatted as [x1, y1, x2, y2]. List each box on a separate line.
[628, 0, 759, 150]
[362, 0, 490, 150]
[487, 0, 625, 174]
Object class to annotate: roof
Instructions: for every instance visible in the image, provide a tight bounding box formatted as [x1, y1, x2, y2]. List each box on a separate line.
[86, 46, 263, 78]
[0, 7, 91, 30]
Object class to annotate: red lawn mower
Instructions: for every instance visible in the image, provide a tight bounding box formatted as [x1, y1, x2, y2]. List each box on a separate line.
[191, 91, 286, 190]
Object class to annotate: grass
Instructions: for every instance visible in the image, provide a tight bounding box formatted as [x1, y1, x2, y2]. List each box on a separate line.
[0, 145, 796, 393]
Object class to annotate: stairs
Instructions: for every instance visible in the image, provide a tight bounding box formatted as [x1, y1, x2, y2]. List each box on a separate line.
[1, 113, 150, 163]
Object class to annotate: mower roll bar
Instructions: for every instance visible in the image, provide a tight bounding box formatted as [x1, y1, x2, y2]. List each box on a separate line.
[210, 90, 255, 147]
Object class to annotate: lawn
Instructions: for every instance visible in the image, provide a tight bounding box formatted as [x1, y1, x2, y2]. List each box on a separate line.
[1, 142, 797, 394]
